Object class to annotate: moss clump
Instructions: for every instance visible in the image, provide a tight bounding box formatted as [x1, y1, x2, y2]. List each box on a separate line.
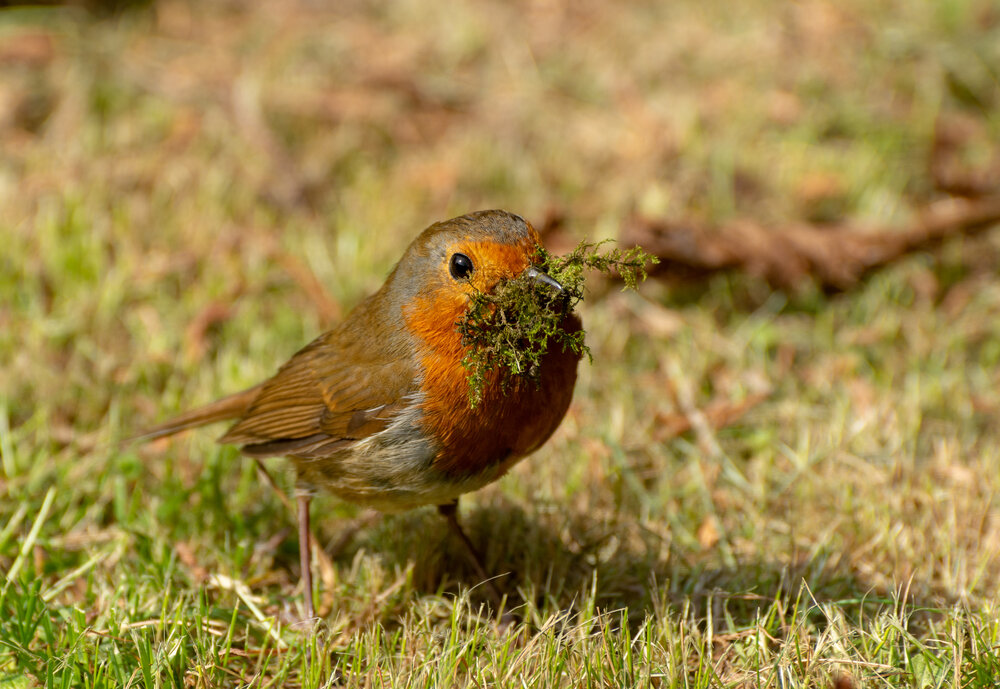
[457, 241, 658, 406]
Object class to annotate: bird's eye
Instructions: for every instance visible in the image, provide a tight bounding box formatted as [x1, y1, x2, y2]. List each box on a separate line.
[449, 253, 474, 280]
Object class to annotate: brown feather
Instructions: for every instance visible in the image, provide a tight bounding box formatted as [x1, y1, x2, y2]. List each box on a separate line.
[131, 385, 262, 442]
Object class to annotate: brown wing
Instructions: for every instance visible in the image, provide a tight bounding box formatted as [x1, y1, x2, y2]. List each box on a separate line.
[219, 328, 415, 459]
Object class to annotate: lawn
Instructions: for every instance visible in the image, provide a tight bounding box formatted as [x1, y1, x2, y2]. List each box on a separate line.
[2, 0, 1000, 686]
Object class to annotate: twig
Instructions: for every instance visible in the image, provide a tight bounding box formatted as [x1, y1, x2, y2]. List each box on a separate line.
[622, 196, 1000, 291]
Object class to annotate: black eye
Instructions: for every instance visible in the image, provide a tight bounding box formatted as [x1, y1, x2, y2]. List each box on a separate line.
[449, 253, 474, 280]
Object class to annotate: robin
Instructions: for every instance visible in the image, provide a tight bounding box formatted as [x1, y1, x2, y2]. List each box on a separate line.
[139, 209, 581, 619]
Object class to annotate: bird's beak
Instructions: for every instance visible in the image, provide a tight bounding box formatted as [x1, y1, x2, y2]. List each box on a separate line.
[524, 266, 563, 292]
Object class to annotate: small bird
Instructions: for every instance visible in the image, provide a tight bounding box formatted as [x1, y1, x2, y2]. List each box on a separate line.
[139, 210, 581, 618]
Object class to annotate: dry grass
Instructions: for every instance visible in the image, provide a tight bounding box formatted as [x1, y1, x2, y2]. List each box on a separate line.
[1, 0, 1000, 686]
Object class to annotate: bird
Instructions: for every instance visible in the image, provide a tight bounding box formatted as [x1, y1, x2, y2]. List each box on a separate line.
[138, 209, 582, 619]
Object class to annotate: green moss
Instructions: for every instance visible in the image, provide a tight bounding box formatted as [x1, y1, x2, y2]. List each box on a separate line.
[457, 242, 657, 406]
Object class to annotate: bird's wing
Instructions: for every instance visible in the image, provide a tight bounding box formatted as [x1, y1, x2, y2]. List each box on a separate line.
[219, 330, 416, 458]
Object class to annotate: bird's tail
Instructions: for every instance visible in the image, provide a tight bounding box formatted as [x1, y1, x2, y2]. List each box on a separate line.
[130, 385, 262, 443]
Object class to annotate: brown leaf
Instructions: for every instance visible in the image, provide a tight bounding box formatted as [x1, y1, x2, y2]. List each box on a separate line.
[0, 32, 55, 67]
[653, 391, 770, 442]
[697, 515, 720, 550]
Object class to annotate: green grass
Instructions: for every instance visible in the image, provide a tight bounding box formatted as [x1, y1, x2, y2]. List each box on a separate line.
[2, 0, 1000, 686]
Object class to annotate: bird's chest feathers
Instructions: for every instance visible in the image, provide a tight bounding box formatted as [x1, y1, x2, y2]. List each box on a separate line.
[403, 293, 570, 478]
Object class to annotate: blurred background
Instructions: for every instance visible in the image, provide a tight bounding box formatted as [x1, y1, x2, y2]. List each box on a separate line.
[2, 0, 1000, 685]
[4, 0, 998, 421]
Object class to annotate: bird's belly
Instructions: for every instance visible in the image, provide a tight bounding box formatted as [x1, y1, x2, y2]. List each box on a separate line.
[290, 400, 515, 512]
[321, 460, 516, 513]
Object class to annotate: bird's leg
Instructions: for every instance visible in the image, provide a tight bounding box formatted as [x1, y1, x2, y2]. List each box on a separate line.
[297, 490, 316, 621]
[438, 500, 504, 609]
[252, 460, 336, 619]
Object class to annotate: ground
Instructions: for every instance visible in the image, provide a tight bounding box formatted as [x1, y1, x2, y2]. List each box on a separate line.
[1, 0, 1000, 686]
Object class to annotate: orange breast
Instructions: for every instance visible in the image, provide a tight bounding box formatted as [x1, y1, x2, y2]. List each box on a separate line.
[405, 294, 581, 479]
